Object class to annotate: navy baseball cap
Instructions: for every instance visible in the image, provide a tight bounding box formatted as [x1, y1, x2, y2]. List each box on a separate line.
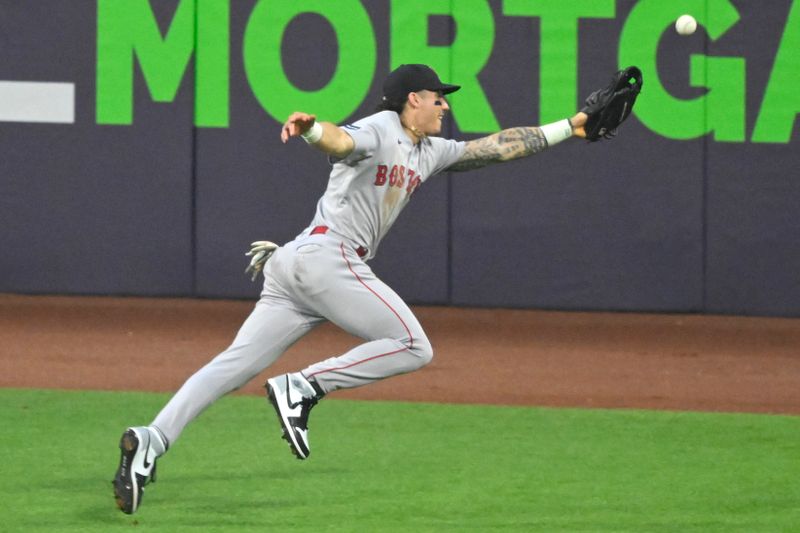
[382, 64, 461, 101]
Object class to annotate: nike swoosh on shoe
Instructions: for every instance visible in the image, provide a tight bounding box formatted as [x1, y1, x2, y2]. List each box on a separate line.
[142, 445, 153, 470]
[285, 375, 304, 411]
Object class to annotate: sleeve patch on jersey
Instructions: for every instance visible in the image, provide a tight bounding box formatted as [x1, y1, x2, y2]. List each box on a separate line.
[343, 124, 361, 131]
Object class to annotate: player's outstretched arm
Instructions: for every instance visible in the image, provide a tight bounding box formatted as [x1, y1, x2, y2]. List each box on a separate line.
[447, 112, 588, 172]
[281, 112, 354, 158]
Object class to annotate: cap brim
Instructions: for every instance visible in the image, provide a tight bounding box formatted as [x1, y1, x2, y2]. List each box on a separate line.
[434, 83, 460, 95]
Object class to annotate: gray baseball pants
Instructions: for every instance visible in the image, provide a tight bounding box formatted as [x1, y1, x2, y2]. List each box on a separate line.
[151, 232, 433, 445]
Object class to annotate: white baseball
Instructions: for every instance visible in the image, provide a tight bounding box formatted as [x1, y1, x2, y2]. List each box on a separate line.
[675, 14, 697, 36]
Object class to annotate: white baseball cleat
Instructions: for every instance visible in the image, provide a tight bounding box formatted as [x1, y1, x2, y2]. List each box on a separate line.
[266, 373, 322, 460]
[112, 426, 165, 514]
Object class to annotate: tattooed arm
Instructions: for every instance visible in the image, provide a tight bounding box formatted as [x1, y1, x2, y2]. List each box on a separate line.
[447, 127, 548, 171]
[447, 112, 588, 172]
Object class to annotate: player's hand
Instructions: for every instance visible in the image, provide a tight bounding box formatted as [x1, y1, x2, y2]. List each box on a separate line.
[570, 112, 588, 139]
[244, 241, 278, 281]
[281, 112, 317, 143]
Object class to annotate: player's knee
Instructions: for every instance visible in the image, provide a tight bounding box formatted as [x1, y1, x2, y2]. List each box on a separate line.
[408, 335, 433, 368]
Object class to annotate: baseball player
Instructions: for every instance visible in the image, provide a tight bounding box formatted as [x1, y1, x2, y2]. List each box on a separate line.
[113, 63, 639, 514]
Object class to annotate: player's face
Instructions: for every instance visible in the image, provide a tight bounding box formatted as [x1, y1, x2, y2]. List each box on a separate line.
[416, 90, 450, 135]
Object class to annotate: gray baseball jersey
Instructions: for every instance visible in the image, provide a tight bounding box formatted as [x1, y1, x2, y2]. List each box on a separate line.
[301, 110, 465, 260]
[151, 111, 464, 446]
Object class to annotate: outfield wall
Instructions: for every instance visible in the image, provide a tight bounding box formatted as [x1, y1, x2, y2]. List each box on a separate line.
[1, 0, 799, 316]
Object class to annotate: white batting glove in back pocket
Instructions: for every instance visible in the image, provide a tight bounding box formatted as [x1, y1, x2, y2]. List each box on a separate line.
[245, 240, 278, 281]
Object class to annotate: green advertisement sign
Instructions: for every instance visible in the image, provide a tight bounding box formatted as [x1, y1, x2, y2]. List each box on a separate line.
[96, 0, 799, 143]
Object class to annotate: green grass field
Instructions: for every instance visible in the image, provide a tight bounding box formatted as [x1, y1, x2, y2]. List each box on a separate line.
[0, 388, 798, 532]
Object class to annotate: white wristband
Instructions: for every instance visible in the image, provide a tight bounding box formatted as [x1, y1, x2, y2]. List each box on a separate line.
[540, 119, 573, 147]
[301, 122, 323, 144]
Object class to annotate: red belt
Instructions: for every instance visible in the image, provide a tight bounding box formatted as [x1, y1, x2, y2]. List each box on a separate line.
[311, 226, 368, 258]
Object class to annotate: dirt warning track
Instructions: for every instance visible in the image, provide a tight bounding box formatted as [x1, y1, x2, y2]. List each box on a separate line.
[2, 294, 799, 415]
